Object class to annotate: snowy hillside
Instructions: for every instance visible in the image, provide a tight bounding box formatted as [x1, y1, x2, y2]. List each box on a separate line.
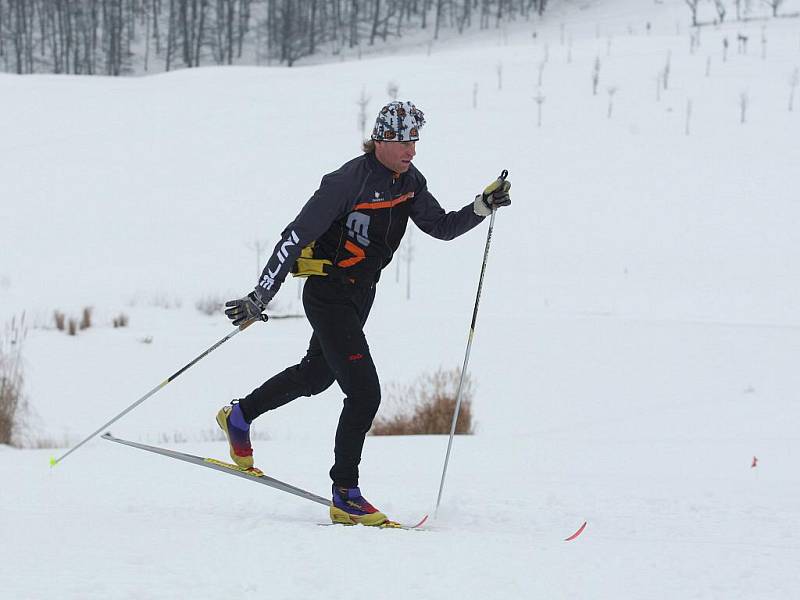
[2, 0, 800, 597]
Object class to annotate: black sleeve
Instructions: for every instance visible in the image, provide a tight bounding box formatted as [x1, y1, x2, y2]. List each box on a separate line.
[254, 170, 358, 302]
[409, 172, 485, 241]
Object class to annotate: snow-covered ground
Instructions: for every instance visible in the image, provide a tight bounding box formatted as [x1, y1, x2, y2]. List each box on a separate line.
[2, 0, 799, 597]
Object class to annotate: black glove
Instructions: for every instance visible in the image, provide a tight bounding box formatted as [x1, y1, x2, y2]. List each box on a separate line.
[473, 176, 512, 217]
[224, 291, 266, 326]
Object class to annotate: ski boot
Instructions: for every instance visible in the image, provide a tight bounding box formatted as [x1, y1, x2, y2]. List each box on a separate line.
[330, 485, 388, 527]
[216, 401, 254, 469]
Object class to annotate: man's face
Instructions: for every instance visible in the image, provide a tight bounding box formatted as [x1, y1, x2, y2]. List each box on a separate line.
[374, 141, 417, 174]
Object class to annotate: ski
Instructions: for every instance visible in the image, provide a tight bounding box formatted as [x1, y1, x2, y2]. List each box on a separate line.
[101, 432, 429, 529]
[101, 432, 330, 506]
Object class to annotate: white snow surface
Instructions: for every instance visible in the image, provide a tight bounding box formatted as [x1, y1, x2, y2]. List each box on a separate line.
[2, 0, 800, 597]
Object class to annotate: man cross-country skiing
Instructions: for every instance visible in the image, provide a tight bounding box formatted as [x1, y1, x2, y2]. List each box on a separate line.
[218, 100, 511, 526]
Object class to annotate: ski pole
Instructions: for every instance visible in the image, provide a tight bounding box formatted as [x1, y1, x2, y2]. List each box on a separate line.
[434, 169, 507, 516]
[49, 313, 268, 467]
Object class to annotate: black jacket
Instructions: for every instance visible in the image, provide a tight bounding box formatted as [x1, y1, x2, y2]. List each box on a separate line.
[255, 152, 484, 301]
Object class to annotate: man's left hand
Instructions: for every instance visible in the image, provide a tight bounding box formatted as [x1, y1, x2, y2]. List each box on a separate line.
[474, 177, 511, 216]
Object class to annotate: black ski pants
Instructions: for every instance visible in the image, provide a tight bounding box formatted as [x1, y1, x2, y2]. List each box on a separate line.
[238, 275, 380, 488]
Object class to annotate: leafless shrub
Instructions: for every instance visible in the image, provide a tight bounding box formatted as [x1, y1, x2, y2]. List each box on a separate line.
[371, 367, 475, 436]
[196, 295, 226, 316]
[150, 294, 182, 310]
[54, 311, 66, 331]
[139, 336, 153, 344]
[79, 307, 93, 330]
[1, 314, 28, 446]
[112, 313, 129, 328]
[67, 319, 78, 336]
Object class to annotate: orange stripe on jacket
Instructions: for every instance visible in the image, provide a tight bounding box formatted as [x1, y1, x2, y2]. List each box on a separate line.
[337, 240, 366, 268]
[353, 192, 414, 211]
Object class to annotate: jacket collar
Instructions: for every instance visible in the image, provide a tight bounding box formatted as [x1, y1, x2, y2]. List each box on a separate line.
[366, 150, 402, 181]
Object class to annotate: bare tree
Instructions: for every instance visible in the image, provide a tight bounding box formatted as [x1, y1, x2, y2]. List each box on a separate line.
[592, 56, 600, 95]
[533, 92, 545, 127]
[739, 91, 748, 124]
[246, 239, 271, 280]
[763, 0, 785, 17]
[789, 67, 799, 112]
[357, 87, 371, 137]
[655, 71, 662, 102]
[433, 0, 444, 40]
[685, 0, 700, 26]
[0, 0, 557, 75]
[713, 0, 726, 23]
[606, 85, 617, 119]
[737, 32, 748, 54]
[685, 98, 693, 135]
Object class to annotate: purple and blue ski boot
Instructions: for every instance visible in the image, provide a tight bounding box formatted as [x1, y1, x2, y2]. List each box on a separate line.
[330, 485, 388, 526]
[216, 401, 254, 469]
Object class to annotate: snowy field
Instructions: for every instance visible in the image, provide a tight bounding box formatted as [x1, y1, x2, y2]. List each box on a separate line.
[2, 0, 800, 597]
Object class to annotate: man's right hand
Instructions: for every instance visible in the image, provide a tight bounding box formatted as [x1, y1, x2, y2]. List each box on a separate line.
[225, 291, 267, 326]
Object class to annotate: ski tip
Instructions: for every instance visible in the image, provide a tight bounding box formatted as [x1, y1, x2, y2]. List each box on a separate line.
[412, 514, 429, 529]
[564, 521, 587, 542]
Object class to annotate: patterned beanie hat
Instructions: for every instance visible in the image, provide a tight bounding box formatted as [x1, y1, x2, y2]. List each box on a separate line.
[371, 100, 426, 142]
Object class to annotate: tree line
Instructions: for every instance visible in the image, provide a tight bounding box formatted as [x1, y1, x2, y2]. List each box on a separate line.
[0, 0, 550, 74]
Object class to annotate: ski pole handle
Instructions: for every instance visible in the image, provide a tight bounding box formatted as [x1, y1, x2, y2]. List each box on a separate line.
[499, 169, 508, 181]
[239, 312, 269, 331]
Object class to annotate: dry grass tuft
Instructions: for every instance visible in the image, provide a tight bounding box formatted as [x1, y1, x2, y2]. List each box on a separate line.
[79, 307, 93, 330]
[371, 367, 475, 436]
[0, 314, 28, 446]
